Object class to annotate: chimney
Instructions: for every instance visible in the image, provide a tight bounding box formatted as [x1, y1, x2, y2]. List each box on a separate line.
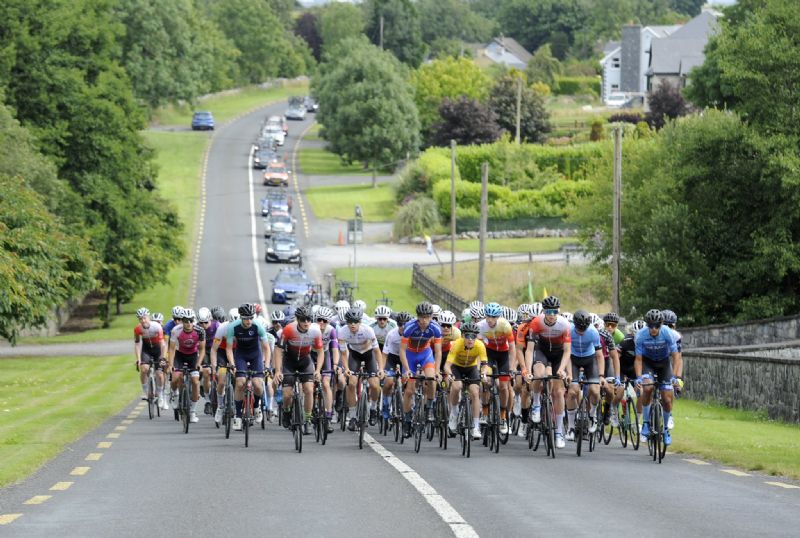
[620, 25, 641, 93]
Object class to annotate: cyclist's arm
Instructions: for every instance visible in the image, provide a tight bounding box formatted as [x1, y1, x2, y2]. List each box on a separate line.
[671, 351, 682, 378]
[197, 337, 206, 370]
[507, 335, 517, 373]
[634, 354, 643, 378]
[134, 336, 142, 364]
[523, 341, 534, 374]
[399, 339, 411, 375]
[559, 343, 571, 378]
[314, 346, 324, 374]
[595, 348, 605, 378]
[210, 338, 221, 370]
[167, 340, 176, 371]
[433, 339, 442, 374]
[225, 339, 235, 369]
[611, 347, 620, 381]
[261, 338, 272, 370]
[374, 345, 385, 372]
[272, 345, 283, 375]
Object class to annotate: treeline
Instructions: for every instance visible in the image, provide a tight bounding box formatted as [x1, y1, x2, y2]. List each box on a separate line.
[0, 0, 310, 341]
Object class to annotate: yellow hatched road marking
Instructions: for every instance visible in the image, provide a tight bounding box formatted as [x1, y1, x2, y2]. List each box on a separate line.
[114, 425, 127, 431]
[721, 469, 751, 477]
[85, 453, 103, 461]
[683, 459, 710, 465]
[24, 495, 51, 505]
[97, 442, 112, 449]
[126, 413, 139, 419]
[121, 419, 133, 425]
[765, 481, 800, 489]
[70, 467, 90, 476]
[50, 482, 73, 491]
[0, 514, 22, 525]
[106, 433, 120, 439]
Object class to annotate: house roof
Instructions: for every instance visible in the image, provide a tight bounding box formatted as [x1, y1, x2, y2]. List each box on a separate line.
[485, 36, 532, 66]
[669, 10, 720, 39]
[602, 41, 620, 55]
[647, 11, 720, 76]
[644, 25, 682, 38]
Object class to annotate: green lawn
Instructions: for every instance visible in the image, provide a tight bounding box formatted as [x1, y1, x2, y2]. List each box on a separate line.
[303, 122, 323, 141]
[298, 147, 372, 175]
[450, 237, 573, 253]
[674, 400, 800, 480]
[0, 355, 139, 487]
[305, 183, 396, 222]
[150, 81, 308, 126]
[335, 268, 424, 314]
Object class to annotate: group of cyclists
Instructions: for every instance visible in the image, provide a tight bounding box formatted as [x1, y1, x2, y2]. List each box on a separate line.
[133, 295, 684, 453]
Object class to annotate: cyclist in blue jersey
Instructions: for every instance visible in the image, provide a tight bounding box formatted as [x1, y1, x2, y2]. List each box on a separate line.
[634, 309, 682, 446]
[399, 302, 442, 437]
[565, 310, 606, 441]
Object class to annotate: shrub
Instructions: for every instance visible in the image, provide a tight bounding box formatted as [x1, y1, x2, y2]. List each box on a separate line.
[393, 196, 441, 238]
[393, 149, 455, 202]
[635, 121, 654, 139]
[589, 118, 605, 141]
[531, 81, 551, 97]
[553, 76, 600, 97]
[608, 112, 645, 124]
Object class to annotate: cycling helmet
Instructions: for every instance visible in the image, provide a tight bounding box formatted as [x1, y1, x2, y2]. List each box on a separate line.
[374, 305, 392, 318]
[415, 302, 434, 316]
[197, 307, 212, 323]
[469, 300, 484, 309]
[228, 308, 240, 321]
[589, 312, 603, 331]
[439, 310, 457, 325]
[171, 305, 184, 319]
[531, 302, 544, 316]
[431, 304, 442, 320]
[542, 295, 560, 309]
[560, 311, 573, 323]
[517, 304, 531, 321]
[353, 299, 367, 311]
[238, 303, 256, 319]
[183, 308, 196, 321]
[629, 319, 646, 333]
[295, 306, 313, 321]
[136, 307, 150, 319]
[151, 312, 164, 323]
[335, 299, 350, 310]
[502, 306, 517, 324]
[460, 322, 480, 337]
[603, 312, 620, 324]
[271, 310, 285, 322]
[484, 302, 502, 317]
[316, 306, 335, 322]
[311, 305, 320, 317]
[469, 303, 485, 320]
[344, 307, 363, 323]
[211, 306, 226, 322]
[461, 308, 472, 323]
[395, 311, 413, 325]
[573, 310, 591, 331]
[644, 309, 664, 325]
[661, 309, 678, 325]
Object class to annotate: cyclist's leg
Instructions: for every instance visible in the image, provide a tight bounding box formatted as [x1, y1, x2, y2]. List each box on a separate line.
[531, 350, 550, 421]
[346, 353, 360, 423]
[233, 352, 248, 419]
[566, 357, 582, 435]
[138, 357, 150, 397]
[640, 360, 657, 435]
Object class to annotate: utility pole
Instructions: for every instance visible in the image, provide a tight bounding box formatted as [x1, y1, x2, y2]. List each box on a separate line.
[354, 204, 362, 291]
[515, 77, 522, 144]
[477, 162, 489, 302]
[450, 139, 457, 278]
[379, 15, 384, 50]
[612, 125, 622, 314]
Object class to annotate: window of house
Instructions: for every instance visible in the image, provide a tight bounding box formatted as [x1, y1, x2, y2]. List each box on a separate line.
[611, 84, 619, 90]
[612, 58, 620, 68]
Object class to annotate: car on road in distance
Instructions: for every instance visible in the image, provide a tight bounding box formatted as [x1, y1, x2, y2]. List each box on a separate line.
[285, 104, 306, 120]
[304, 96, 318, 112]
[271, 268, 312, 304]
[261, 189, 292, 217]
[191, 111, 215, 130]
[254, 134, 278, 153]
[262, 122, 285, 146]
[263, 162, 290, 186]
[266, 114, 288, 135]
[605, 92, 629, 108]
[263, 210, 294, 238]
[253, 148, 279, 169]
[265, 233, 301, 264]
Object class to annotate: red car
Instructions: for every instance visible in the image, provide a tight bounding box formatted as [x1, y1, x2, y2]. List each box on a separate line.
[263, 162, 290, 186]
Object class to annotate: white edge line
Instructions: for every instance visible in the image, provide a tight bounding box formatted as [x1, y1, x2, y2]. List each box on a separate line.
[365, 433, 479, 538]
[248, 147, 268, 313]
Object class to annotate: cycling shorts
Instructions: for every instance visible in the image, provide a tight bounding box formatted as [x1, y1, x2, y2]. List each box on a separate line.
[384, 353, 405, 376]
[174, 351, 199, 373]
[533, 348, 563, 371]
[216, 348, 230, 368]
[486, 348, 510, 381]
[282, 354, 314, 387]
[406, 348, 435, 374]
[140, 347, 161, 365]
[234, 351, 264, 379]
[322, 351, 333, 377]
[570, 355, 599, 384]
[451, 364, 479, 383]
[642, 358, 673, 390]
[348, 348, 378, 375]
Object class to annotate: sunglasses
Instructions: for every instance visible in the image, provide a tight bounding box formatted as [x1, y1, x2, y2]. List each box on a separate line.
[647, 322, 662, 329]
[241, 316, 254, 321]
[544, 309, 559, 315]
[297, 317, 311, 322]
[318, 319, 328, 324]
[181, 318, 193, 323]
[377, 317, 388, 321]
[199, 321, 210, 325]
[441, 323, 452, 328]
[463, 334, 477, 340]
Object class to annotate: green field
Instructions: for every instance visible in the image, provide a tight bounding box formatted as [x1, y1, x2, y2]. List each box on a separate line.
[151, 81, 308, 126]
[334, 267, 424, 313]
[298, 147, 372, 175]
[303, 122, 323, 142]
[305, 183, 396, 222]
[674, 400, 800, 480]
[0, 355, 138, 487]
[449, 237, 573, 253]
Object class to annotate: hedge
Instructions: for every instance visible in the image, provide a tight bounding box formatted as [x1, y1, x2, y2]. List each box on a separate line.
[395, 150, 458, 202]
[553, 76, 601, 97]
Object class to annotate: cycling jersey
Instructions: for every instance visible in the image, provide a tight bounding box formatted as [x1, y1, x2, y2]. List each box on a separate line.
[338, 324, 379, 354]
[170, 325, 206, 355]
[441, 326, 462, 353]
[446, 338, 487, 368]
[617, 335, 636, 377]
[570, 326, 601, 358]
[635, 326, 677, 361]
[226, 319, 268, 354]
[279, 321, 323, 360]
[134, 322, 163, 350]
[214, 320, 231, 350]
[669, 327, 683, 353]
[478, 318, 514, 351]
[383, 327, 402, 357]
[611, 327, 625, 345]
[320, 323, 338, 355]
[598, 328, 614, 359]
[163, 319, 178, 338]
[370, 318, 398, 349]
[524, 315, 572, 353]
[202, 320, 220, 353]
[402, 320, 442, 352]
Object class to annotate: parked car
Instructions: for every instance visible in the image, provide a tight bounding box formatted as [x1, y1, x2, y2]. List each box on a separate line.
[265, 233, 301, 264]
[263, 162, 290, 186]
[271, 268, 312, 303]
[261, 190, 292, 217]
[304, 96, 318, 113]
[191, 111, 215, 130]
[253, 148, 278, 169]
[263, 211, 294, 237]
[605, 92, 629, 108]
[262, 122, 285, 146]
[285, 105, 306, 120]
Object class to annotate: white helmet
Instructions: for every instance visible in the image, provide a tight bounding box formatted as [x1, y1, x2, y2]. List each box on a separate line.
[439, 310, 457, 325]
[531, 302, 543, 317]
[335, 300, 350, 310]
[629, 319, 646, 333]
[171, 305, 184, 319]
[271, 310, 285, 322]
[374, 305, 392, 318]
[502, 306, 517, 324]
[431, 304, 442, 320]
[589, 312, 603, 331]
[136, 307, 150, 319]
[353, 299, 367, 310]
[228, 308, 240, 322]
[197, 307, 212, 323]
[316, 306, 335, 322]
[311, 305, 320, 317]
[183, 308, 196, 321]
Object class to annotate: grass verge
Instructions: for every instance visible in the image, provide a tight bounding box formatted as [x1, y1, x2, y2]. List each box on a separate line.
[299, 147, 372, 176]
[303, 122, 323, 142]
[447, 237, 573, 253]
[334, 267, 424, 313]
[429, 260, 609, 311]
[673, 400, 800, 480]
[306, 183, 396, 222]
[0, 355, 138, 487]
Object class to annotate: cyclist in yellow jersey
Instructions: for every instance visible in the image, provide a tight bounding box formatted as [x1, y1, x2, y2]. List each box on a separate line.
[444, 323, 486, 440]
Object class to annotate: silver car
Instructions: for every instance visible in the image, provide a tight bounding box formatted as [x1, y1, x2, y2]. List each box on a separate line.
[263, 212, 294, 238]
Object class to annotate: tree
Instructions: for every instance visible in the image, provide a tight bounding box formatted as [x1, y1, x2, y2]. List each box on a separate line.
[497, 0, 590, 59]
[294, 11, 323, 62]
[525, 44, 562, 90]
[319, 2, 364, 57]
[429, 97, 502, 147]
[417, 0, 495, 45]
[363, 0, 426, 67]
[489, 74, 552, 143]
[411, 57, 492, 138]
[313, 37, 420, 187]
[645, 80, 689, 129]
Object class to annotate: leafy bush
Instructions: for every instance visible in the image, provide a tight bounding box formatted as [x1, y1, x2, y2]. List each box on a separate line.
[589, 118, 605, 141]
[608, 112, 645, 124]
[394, 150, 456, 203]
[553, 76, 600, 97]
[393, 196, 441, 238]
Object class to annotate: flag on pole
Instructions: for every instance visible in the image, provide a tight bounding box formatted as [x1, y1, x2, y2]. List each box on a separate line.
[527, 271, 534, 303]
[424, 234, 433, 255]
[542, 287, 548, 300]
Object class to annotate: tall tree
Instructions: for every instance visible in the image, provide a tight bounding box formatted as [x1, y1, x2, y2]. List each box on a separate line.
[429, 97, 501, 147]
[525, 44, 562, 90]
[363, 0, 427, 67]
[313, 37, 420, 186]
[646, 80, 689, 129]
[489, 74, 552, 143]
[319, 2, 364, 58]
[294, 11, 323, 62]
[417, 0, 495, 45]
[497, 0, 590, 60]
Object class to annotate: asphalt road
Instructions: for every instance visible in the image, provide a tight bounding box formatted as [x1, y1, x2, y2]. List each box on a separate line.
[2, 103, 800, 536]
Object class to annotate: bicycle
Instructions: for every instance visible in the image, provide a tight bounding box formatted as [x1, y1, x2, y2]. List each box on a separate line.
[175, 365, 192, 434]
[479, 373, 505, 454]
[312, 371, 332, 445]
[389, 366, 404, 444]
[407, 368, 431, 454]
[353, 362, 372, 450]
[574, 370, 600, 457]
[139, 361, 160, 420]
[617, 378, 640, 450]
[221, 366, 235, 439]
[642, 375, 669, 463]
[241, 369, 259, 448]
[597, 383, 615, 446]
[434, 380, 449, 450]
[453, 377, 478, 458]
[290, 371, 305, 453]
[530, 375, 561, 459]
[339, 373, 349, 433]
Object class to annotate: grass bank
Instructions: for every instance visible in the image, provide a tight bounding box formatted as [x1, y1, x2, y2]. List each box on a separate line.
[0, 355, 138, 487]
[299, 147, 372, 176]
[429, 260, 609, 311]
[306, 183, 396, 222]
[334, 267, 424, 314]
[448, 237, 573, 253]
[674, 400, 800, 480]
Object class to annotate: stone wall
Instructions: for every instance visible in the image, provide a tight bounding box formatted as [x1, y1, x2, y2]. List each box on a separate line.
[683, 351, 800, 423]
[681, 314, 800, 348]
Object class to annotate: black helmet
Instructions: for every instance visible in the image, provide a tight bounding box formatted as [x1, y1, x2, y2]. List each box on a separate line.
[573, 309, 591, 331]
[238, 303, 256, 318]
[602, 312, 620, 324]
[644, 309, 664, 325]
[416, 302, 434, 316]
[395, 311, 413, 325]
[344, 307, 363, 323]
[460, 322, 480, 336]
[542, 295, 560, 309]
[295, 305, 313, 321]
[661, 309, 677, 325]
[211, 306, 226, 322]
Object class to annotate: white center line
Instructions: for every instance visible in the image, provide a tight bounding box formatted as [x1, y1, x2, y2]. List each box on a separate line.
[365, 434, 478, 538]
[248, 147, 268, 311]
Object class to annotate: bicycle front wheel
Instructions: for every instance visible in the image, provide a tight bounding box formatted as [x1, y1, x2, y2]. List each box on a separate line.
[358, 394, 368, 450]
[181, 386, 190, 434]
[630, 401, 640, 450]
[618, 401, 628, 447]
[147, 377, 156, 420]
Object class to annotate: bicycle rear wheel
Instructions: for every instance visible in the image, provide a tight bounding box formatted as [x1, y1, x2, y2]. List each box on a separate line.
[224, 383, 234, 439]
[181, 385, 190, 434]
[618, 401, 628, 447]
[543, 396, 556, 458]
[630, 401, 640, 450]
[358, 391, 368, 450]
[147, 376, 156, 420]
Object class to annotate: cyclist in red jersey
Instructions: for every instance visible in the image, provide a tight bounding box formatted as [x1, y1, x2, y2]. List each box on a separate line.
[134, 307, 167, 408]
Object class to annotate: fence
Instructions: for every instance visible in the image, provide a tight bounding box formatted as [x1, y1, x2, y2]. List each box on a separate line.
[411, 264, 469, 314]
[455, 216, 575, 234]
